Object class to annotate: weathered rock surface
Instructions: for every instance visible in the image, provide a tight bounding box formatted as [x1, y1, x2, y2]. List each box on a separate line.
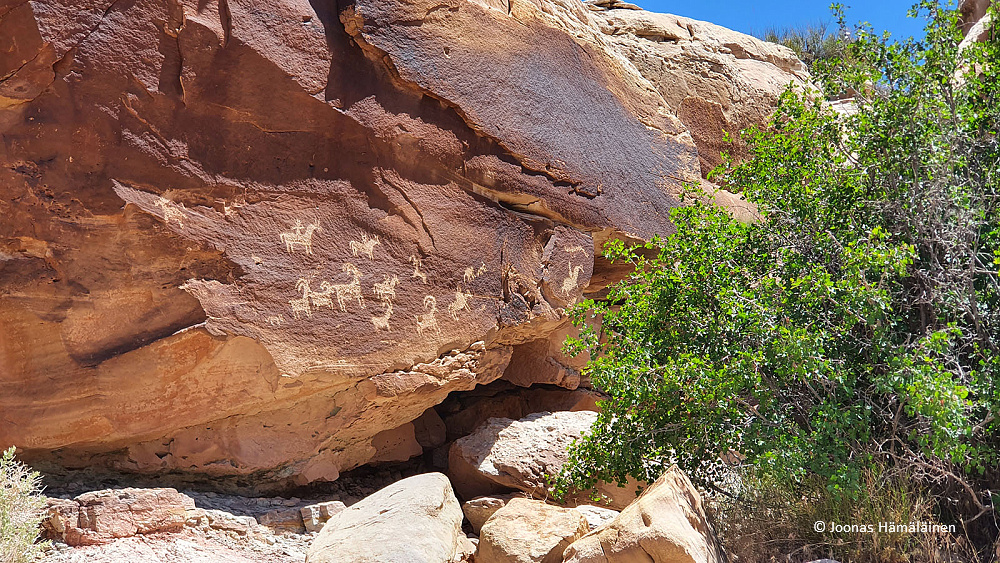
[562, 467, 724, 563]
[300, 500, 347, 533]
[42, 488, 195, 546]
[41, 487, 314, 562]
[463, 494, 516, 534]
[573, 505, 620, 531]
[306, 472, 464, 563]
[582, 1, 809, 176]
[449, 411, 640, 507]
[477, 498, 589, 563]
[0, 0, 802, 487]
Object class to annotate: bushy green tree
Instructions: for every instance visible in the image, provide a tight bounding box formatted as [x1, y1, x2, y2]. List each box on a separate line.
[558, 0, 999, 548]
[0, 448, 47, 563]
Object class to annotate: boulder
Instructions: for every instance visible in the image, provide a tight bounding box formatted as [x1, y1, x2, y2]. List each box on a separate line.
[306, 473, 464, 563]
[300, 500, 347, 533]
[463, 495, 515, 534]
[562, 467, 724, 563]
[448, 411, 640, 508]
[477, 498, 589, 563]
[572, 505, 619, 531]
[42, 488, 196, 546]
[256, 506, 306, 534]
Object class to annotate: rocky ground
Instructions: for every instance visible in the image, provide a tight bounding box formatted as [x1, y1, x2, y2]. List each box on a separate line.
[35, 409, 723, 562]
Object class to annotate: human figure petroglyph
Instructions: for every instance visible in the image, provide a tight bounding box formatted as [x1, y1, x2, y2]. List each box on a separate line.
[290, 278, 313, 319]
[447, 285, 471, 320]
[324, 263, 365, 312]
[350, 232, 380, 260]
[280, 220, 322, 254]
[371, 301, 392, 331]
[155, 197, 186, 229]
[373, 274, 399, 303]
[561, 263, 584, 295]
[415, 295, 440, 336]
[409, 255, 427, 284]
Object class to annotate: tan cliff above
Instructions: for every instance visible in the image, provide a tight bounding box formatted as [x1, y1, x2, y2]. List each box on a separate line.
[0, 0, 806, 488]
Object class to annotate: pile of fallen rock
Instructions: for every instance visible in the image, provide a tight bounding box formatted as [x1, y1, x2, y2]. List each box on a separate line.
[38, 410, 725, 562]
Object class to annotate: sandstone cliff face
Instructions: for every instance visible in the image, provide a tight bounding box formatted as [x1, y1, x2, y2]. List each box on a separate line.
[0, 0, 805, 487]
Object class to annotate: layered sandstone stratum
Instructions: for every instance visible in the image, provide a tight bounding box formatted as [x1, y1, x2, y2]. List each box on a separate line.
[0, 0, 806, 488]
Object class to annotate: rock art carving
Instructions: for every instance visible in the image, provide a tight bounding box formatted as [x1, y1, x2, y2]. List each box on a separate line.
[349, 233, 380, 260]
[266, 315, 284, 327]
[561, 263, 584, 295]
[415, 295, 441, 336]
[370, 302, 393, 331]
[324, 263, 365, 312]
[463, 262, 487, 283]
[280, 220, 322, 255]
[409, 255, 428, 284]
[155, 197, 186, 229]
[290, 279, 313, 319]
[447, 285, 471, 320]
[373, 274, 399, 302]
[564, 245, 588, 256]
[308, 283, 337, 310]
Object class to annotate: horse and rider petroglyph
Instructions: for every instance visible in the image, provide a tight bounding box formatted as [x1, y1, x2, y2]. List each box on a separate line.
[447, 285, 471, 320]
[350, 232, 380, 260]
[373, 274, 399, 303]
[280, 220, 321, 254]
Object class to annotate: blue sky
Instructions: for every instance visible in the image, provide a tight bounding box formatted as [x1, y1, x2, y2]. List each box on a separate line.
[630, 1, 935, 41]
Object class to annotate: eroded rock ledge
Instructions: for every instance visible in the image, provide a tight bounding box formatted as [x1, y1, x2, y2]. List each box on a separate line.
[0, 0, 805, 488]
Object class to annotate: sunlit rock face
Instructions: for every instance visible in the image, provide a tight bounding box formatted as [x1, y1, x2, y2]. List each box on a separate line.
[0, 0, 804, 488]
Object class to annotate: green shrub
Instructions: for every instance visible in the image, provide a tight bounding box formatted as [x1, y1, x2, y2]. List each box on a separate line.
[1, 448, 47, 563]
[756, 22, 843, 68]
[557, 1, 1000, 557]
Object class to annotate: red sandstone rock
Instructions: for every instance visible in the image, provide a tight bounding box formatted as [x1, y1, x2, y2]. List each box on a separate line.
[43, 488, 195, 546]
[0, 0, 803, 488]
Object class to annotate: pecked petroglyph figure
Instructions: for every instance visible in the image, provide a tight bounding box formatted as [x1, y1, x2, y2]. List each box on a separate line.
[415, 295, 440, 336]
[350, 232, 381, 260]
[462, 262, 487, 283]
[155, 197, 186, 229]
[308, 282, 336, 310]
[280, 220, 322, 254]
[564, 245, 589, 256]
[371, 301, 393, 331]
[290, 278, 313, 319]
[373, 274, 399, 303]
[409, 255, 428, 284]
[561, 262, 584, 295]
[266, 315, 285, 327]
[447, 285, 471, 320]
[323, 263, 365, 312]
